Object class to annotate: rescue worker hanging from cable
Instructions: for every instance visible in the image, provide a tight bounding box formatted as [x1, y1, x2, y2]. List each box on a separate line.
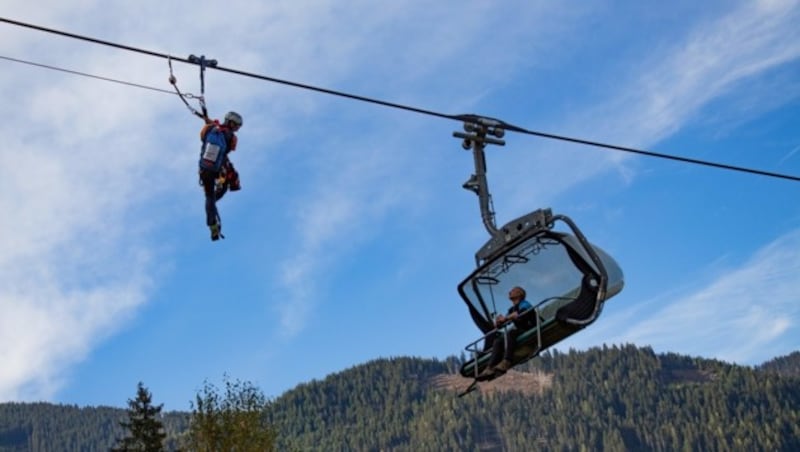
[167, 54, 245, 241]
[198, 111, 243, 240]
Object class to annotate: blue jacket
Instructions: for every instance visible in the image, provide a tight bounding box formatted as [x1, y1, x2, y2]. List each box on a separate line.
[508, 300, 533, 329]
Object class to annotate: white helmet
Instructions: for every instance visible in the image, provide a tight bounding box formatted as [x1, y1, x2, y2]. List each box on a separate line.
[224, 111, 243, 127]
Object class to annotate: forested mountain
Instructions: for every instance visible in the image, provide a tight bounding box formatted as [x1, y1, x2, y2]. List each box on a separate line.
[267, 345, 800, 451]
[1, 345, 799, 451]
[0, 402, 188, 451]
[758, 351, 800, 377]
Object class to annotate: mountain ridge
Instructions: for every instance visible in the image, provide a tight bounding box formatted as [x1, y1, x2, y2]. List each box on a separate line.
[1, 345, 799, 450]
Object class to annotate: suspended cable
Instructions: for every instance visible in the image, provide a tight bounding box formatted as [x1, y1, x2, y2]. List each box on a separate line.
[2, 15, 799, 183]
[0, 16, 458, 121]
[0, 54, 177, 95]
[468, 115, 800, 183]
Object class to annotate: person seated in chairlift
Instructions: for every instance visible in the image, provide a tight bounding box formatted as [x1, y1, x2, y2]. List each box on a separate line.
[480, 286, 533, 377]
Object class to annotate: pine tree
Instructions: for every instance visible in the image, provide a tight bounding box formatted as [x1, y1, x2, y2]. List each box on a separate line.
[112, 382, 167, 452]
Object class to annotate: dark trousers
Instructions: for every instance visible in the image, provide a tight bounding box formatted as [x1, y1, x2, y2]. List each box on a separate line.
[488, 328, 522, 366]
[200, 169, 220, 226]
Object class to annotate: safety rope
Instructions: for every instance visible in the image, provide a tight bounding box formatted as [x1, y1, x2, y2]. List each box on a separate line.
[168, 54, 214, 121]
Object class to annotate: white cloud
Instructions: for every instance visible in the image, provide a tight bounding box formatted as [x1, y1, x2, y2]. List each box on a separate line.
[779, 145, 800, 166]
[0, 272, 149, 400]
[0, 127, 154, 400]
[275, 133, 425, 336]
[498, 0, 800, 213]
[624, 0, 800, 142]
[0, 6, 176, 400]
[590, 228, 800, 364]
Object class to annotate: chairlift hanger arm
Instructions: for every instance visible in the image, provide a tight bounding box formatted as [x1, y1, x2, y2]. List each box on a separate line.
[453, 116, 507, 237]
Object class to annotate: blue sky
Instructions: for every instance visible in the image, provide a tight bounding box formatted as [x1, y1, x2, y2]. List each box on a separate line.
[1, 0, 799, 410]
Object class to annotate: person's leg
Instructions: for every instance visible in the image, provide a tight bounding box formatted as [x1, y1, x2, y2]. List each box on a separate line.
[503, 329, 521, 362]
[489, 333, 506, 367]
[226, 161, 241, 191]
[201, 170, 223, 239]
[201, 171, 219, 226]
[214, 179, 228, 201]
[477, 332, 505, 377]
[495, 330, 522, 372]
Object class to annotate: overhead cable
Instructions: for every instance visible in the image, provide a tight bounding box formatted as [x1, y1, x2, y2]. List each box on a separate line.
[0, 54, 176, 95]
[1, 16, 798, 183]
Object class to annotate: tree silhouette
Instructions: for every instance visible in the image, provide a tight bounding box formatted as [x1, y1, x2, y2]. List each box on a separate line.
[112, 382, 166, 452]
[185, 376, 275, 452]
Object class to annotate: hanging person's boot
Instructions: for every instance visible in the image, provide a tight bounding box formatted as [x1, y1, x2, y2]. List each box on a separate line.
[209, 222, 222, 241]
